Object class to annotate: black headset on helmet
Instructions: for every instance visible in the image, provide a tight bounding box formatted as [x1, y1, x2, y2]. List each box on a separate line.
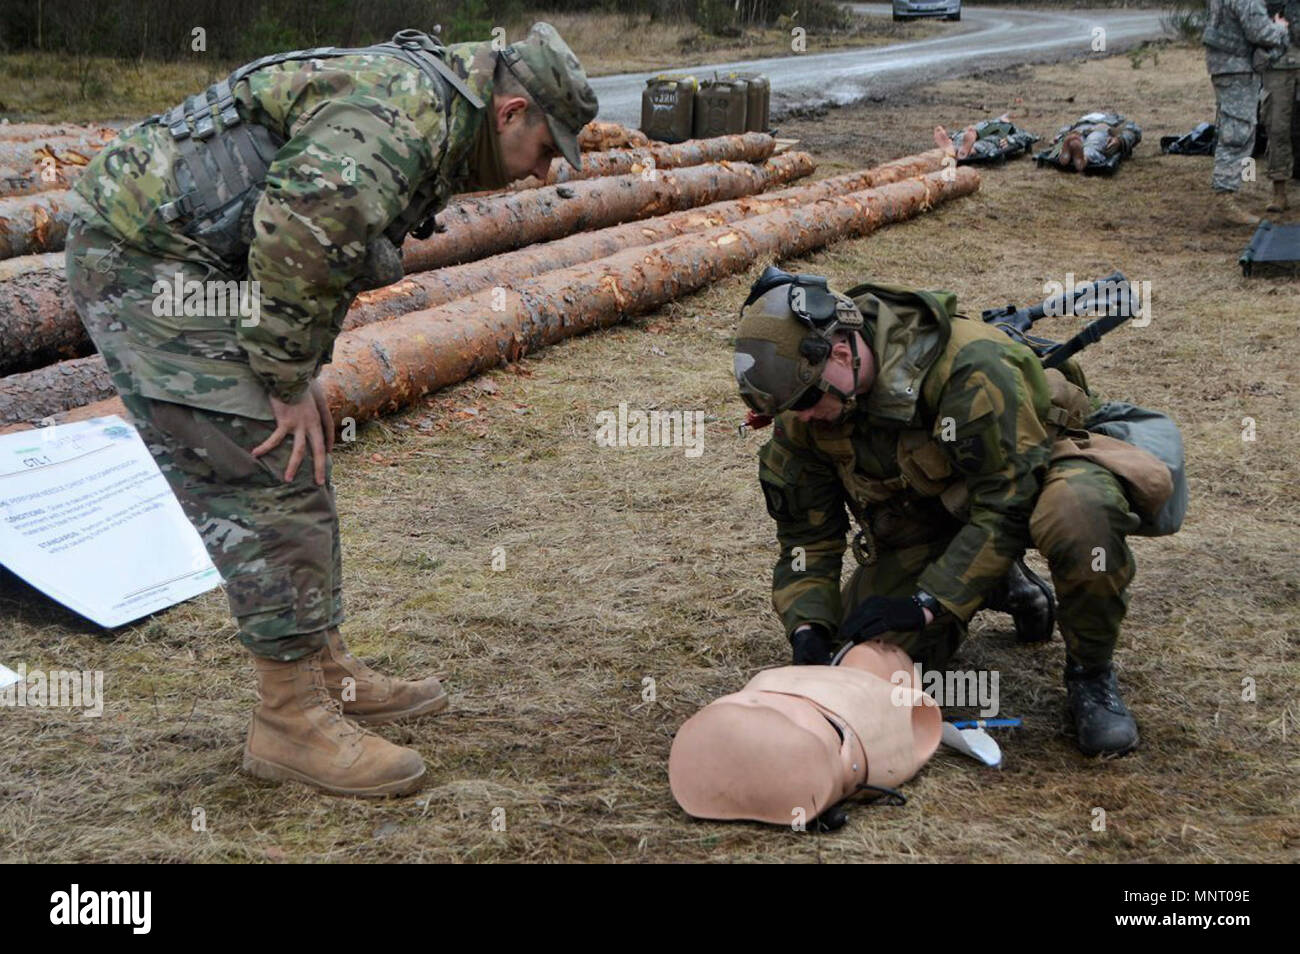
[743, 265, 863, 410]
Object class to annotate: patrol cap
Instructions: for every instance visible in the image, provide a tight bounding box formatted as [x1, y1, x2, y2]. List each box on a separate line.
[499, 22, 599, 169]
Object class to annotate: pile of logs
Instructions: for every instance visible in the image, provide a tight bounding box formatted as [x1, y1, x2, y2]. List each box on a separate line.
[0, 116, 978, 432]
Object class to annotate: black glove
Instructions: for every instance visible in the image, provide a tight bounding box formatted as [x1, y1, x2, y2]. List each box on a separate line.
[842, 595, 926, 644]
[790, 624, 834, 666]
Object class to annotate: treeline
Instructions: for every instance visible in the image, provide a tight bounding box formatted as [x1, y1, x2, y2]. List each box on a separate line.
[0, 0, 853, 61]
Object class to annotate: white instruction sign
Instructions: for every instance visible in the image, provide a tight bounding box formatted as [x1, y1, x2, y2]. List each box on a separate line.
[0, 416, 219, 627]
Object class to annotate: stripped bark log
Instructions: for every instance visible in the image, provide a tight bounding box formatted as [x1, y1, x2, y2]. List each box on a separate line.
[0, 123, 115, 143]
[0, 150, 943, 375]
[0, 133, 112, 167]
[0, 154, 954, 415]
[401, 151, 814, 273]
[0, 191, 80, 258]
[515, 131, 775, 189]
[0, 355, 115, 422]
[0, 258, 96, 376]
[0, 168, 979, 432]
[322, 168, 980, 425]
[0, 133, 112, 197]
[348, 149, 948, 329]
[0, 250, 63, 282]
[0, 150, 811, 270]
[578, 122, 650, 152]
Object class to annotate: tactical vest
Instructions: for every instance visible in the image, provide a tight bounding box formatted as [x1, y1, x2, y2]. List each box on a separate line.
[806, 317, 1091, 562]
[148, 29, 484, 262]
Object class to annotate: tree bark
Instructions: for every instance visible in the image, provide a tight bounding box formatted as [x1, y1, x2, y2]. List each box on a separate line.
[401, 151, 814, 273]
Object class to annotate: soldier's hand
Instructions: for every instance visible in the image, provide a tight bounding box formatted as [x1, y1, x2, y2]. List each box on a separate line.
[791, 624, 834, 666]
[253, 385, 331, 485]
[842, 596, 929, 644]
[310, 379, 335, 455]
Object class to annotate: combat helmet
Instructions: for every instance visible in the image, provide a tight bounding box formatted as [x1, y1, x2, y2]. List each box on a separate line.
[733, 265, 866, 420]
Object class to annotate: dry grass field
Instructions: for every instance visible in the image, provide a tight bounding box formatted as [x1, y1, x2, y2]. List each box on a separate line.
[1, 42, 1297, 863]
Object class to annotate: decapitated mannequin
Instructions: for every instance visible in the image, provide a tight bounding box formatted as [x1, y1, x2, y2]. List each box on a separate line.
[668, 641, 942, 827]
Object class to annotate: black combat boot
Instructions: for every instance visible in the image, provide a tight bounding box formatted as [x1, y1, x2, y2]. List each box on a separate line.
[1065, 659, 1139, 757]
[985, 557, 1055, 643]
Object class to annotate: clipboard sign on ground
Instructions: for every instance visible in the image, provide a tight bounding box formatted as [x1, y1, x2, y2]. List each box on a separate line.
[0, 415, 219, 628]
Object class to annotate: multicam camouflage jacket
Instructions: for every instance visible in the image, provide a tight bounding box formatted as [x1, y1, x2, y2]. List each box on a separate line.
[71, 39, 497, 416]
[758, 289, 1057, 636]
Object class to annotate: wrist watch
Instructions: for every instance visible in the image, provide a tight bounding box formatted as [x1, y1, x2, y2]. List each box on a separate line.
[912, 590, 942, 617]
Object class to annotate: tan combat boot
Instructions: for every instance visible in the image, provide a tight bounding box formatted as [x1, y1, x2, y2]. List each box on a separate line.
[321, 628, 448, 725]
[1267, 179, 1288, 213]
[242, 648, 427, 797]
[1214, 190, 1261, 227]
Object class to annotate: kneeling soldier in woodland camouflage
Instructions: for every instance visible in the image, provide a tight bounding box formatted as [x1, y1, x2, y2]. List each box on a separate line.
[734, 267, 1147, 757]
[64, 24, 597, 796]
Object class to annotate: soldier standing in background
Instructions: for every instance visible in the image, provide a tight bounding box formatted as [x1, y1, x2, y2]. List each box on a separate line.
[1203, 0, 1290, 225]
[1260, 1, 1300, 211]
[64, 24, 597, 797]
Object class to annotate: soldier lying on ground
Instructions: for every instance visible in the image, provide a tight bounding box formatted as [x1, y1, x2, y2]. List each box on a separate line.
[1035, 112, 1142, 174]
[734, 267, 1145, 757]
[64, 24, 597, 798]
[933, 113, 1039, 163]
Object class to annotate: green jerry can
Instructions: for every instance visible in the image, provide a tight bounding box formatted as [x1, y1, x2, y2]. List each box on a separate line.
[641, 75, 698, 143]
[693, 77, 750, 138]
[724, 72, 770, 132]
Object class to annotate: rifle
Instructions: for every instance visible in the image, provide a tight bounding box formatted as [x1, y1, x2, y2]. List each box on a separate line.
[980, 270, 1137, 368]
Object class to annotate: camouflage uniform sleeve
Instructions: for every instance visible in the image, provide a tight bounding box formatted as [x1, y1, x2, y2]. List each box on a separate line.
[917, 343, 1053, 620]
[1234, 0, 1289, 47]
[241, 88, 440, 402]
[758, 415, 851, 638]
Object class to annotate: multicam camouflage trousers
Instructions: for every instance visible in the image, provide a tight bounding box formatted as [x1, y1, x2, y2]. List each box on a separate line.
[1211, 72, 1261, 193]
[65, 221, 342, 660]
[841, 459, 1139, 670]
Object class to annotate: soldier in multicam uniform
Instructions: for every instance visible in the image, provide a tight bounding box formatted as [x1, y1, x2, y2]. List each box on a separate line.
[1203, 0, 1290, 225]
[64, 23, 598, 797]
[1260, 1, 1300, 211]
[733, 267, 1141, 757]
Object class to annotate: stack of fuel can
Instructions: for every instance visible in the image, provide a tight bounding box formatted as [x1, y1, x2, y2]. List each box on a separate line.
[641, 72, 770, 143]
